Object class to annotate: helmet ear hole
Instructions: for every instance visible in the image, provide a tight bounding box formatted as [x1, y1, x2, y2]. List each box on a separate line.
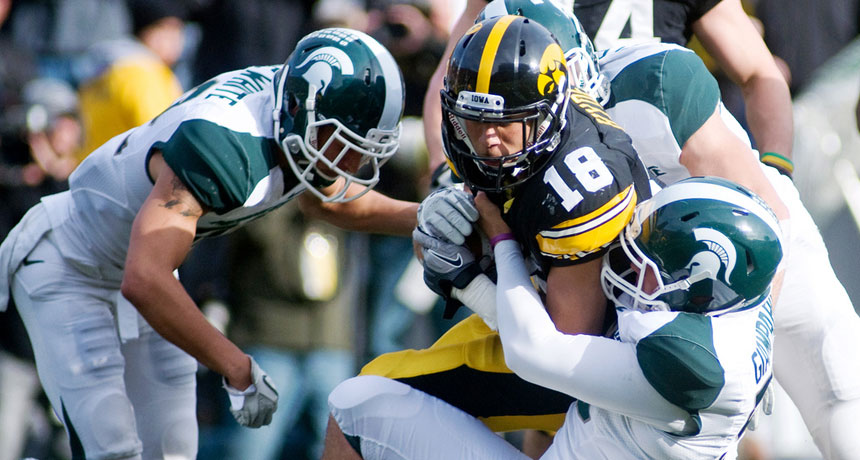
[745, 249, 755, 275]
[460, 33, 474, 48]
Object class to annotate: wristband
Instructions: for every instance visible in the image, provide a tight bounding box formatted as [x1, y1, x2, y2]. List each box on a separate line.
[760, 152, 794, 179]
[490, 232, 515, 248]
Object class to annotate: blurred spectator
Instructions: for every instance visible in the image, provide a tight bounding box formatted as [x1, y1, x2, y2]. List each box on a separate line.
[75, 0, 186, 161]
[0, 5, 42, 458]
[0, 0, 40, 236]
[4, 0, 130, 85]
[215, 202, 359, 460]
[365, 0, 447, 119]
[0, 77, 80, 239]
[0, 76, 82, 460]
[311, 0, 369, 30]
[189, 0, 315, 84]
[357, 0, 467, 361]
[20, 78, 82, 181]
[0, 0, 35, 111]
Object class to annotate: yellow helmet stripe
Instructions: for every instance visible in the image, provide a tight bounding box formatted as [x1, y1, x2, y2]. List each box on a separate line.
[536, 185, 638, 257]
[477, 15, 517, 94]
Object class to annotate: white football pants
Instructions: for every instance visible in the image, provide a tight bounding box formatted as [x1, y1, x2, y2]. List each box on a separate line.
[11, 231, 198, 460]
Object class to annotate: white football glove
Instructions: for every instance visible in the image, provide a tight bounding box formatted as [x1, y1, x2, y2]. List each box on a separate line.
[222, 356, 279, 428]
[417, 187, 479, 245]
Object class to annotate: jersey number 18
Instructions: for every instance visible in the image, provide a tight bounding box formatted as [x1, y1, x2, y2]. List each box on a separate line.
[543, 146, 613, 211]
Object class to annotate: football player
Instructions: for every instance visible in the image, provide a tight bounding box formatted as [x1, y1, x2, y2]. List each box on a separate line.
[0, 28, 411, 460]
[328, 176, 783, 459]
[322, 15, 652, 458]
[425, 2, 860, 458]
[422, 0, 792, 189]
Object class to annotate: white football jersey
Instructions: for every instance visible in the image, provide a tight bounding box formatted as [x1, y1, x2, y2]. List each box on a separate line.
[599, 42, 754, 186]
[544, 299, 774, 460]
[42, 66, 306, 269]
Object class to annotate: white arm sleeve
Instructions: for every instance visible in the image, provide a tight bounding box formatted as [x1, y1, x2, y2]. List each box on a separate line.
[451, 274, 498, 330]
[493, 240, 692, 430]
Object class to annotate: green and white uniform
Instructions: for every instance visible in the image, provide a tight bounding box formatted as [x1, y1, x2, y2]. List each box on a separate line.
[0, 65, 304, 460]
[550, 305, 773, 459]
[0, 23, 407, 459]
[601, 42, 860, 458]
[492, 237, 774, 460]
[52, 64, 299, 269]
[599, 42, 742, 185]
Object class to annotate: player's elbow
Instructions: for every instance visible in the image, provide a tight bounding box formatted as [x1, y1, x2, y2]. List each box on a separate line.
[504, 349, 531, 378]
[503, 338, 547, 383]
[120, 262, 156, 307]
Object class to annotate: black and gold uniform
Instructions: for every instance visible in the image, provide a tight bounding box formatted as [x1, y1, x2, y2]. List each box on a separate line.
[362, 16, 650, 433]
[499, 90, 648, 278]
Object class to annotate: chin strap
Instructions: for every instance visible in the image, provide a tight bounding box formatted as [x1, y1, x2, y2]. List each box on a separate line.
[304, 84, 319, 150]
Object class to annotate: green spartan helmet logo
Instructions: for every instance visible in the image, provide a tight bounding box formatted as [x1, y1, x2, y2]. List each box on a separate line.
[685, 227, 736, 286]
[295, 46, 355, 95]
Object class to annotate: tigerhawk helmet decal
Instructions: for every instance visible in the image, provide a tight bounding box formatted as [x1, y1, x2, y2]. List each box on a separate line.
[538, 44, 567, 96]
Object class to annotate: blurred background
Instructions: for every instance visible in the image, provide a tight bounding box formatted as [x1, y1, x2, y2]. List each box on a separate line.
[0, 0, 857, 459]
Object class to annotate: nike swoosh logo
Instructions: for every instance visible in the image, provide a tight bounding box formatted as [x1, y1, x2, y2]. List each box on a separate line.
[22, 258, 45, 266]
[429, 249, 462, 268]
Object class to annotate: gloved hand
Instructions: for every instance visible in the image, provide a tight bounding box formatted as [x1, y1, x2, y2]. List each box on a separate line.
[413, 226, 483, 299]
[222, 356, 279, 428]
[417, 187, 479, 245]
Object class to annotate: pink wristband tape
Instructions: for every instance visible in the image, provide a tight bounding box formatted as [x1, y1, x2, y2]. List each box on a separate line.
[490, 233, 515, 248]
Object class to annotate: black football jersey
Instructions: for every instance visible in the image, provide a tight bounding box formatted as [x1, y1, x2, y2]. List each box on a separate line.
[496, 89, 650, 282]
[572, 0, 722, 50]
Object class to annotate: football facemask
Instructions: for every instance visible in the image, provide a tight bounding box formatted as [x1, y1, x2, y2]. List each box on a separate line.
[273, 28, 404, 202]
